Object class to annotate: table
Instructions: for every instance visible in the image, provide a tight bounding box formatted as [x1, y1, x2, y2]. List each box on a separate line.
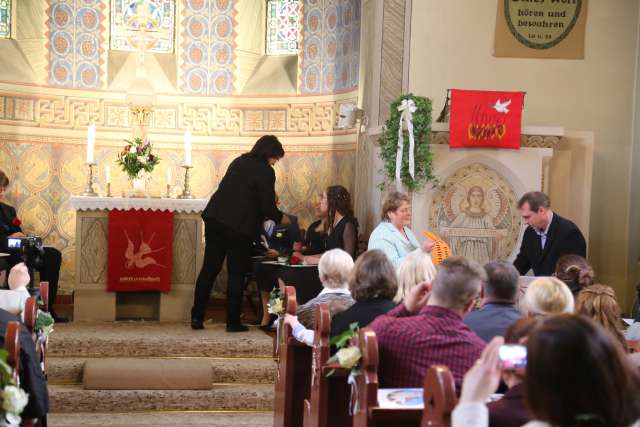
[69, 196, 208, 321]
[260, 261, 322, 305]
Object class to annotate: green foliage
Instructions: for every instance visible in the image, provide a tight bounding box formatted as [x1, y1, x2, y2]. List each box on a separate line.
[116, 137, 160, 180]
[0, 349, 12, 386]
[35, 311, 54, 331]
[329, 322, 359, 349]
[378, 93, 437, 191]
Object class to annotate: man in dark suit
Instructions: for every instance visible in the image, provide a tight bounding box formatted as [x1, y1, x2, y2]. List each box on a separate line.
[0, 308, 49, 422]
[464, 261, 522, 342]
[513, 191, 586, 276]
[0, 171, 65, 322]
[191, 136, 291, 332]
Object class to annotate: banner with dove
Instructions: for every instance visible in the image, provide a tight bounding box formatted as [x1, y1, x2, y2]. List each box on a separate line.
[449, 89, 524, 149]
[107, 209, 174, 292]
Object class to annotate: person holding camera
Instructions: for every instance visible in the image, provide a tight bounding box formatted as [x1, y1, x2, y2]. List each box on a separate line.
[0, 170, 65, 322]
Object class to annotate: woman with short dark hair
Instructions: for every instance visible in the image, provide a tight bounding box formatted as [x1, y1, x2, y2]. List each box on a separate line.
[330, 249, 397, 337]
[453, 314, 640, 427]
[192, 135, 290, 332]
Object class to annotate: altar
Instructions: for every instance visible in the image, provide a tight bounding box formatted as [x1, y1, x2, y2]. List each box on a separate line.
[69, 197, 208, 322]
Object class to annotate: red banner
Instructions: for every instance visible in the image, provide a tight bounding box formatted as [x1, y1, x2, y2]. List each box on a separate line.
[450, 89, 524, 149]
[108, 209, 174, 292]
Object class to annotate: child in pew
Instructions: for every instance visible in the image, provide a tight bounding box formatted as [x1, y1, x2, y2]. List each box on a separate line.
[0, 262, 31, 317]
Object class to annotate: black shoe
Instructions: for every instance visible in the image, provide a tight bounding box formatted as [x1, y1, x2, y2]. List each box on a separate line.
[226, 324, 249, 332]
[191, 319, 204, 330]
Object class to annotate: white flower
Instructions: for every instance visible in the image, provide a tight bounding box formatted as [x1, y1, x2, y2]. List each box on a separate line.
[138, 155, 147, 164]
[336, 346, 361, 369]
[267, 299, 283, 315]
[2, 385, 28, 420]
[41, 324, 54, 338]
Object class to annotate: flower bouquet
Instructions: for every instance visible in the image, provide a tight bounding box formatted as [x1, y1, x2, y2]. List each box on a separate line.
[0, 349, 29, 426]
[116, 137, 160, 197]
[327, 322, 362, 415]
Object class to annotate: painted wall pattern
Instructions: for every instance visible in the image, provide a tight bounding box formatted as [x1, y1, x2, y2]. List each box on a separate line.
[47, 0, 106, 89]
[181, 0, 237, 95]
[300, 0, 360, 94]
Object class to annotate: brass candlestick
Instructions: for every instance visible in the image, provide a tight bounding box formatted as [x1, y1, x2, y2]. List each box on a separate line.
[165, 183, 171, 198]
[178, 165, 194, 199]
[81, 163, 98, 197]
[106, 182, 112, 197]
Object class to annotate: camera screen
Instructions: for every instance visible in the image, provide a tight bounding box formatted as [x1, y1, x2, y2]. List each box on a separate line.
[7, 238, 22, 249]
[499, 344, 527, 369]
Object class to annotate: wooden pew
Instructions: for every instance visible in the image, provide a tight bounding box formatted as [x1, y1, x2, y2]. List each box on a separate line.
[353, 328, 457, 427]
[5, 320, 20, 385]
[303, 304, 352, 427]
[23, 297, 37, 337]
[38, 281, 49, 313]
[273, 285, 312, 427]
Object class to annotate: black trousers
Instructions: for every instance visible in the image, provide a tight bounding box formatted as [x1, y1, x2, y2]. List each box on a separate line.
[6, 247, 61, 315]
[191, 220, 252, 326]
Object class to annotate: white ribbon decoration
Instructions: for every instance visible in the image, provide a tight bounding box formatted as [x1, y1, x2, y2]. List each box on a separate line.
[348, 370, 359, 415]
[395, 99, 417, 190]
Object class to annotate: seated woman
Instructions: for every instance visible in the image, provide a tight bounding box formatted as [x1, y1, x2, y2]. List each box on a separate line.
[295, 185, 358, 264]
[393, 250, 437, 304]
[368, 192, 434, 269]
[576, 284, 628, 352]
[330, 249, 397, 337]
[520, 277, 574, 317]
[453, 314, 640, 427]
[554, 254, 595, 296]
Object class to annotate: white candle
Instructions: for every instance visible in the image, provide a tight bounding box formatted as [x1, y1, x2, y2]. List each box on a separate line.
[184, 130, 192, 167]
[166, 167, 172, 185]
[105, 165, 111, 184]
[86, 124, 96, 163]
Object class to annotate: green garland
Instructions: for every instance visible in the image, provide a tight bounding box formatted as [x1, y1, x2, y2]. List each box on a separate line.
[378, 93, 437, 191]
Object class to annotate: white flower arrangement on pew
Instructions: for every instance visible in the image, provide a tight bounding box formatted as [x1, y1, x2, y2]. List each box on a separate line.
[326, 322, 361, 376]
[35, 310, 54, 340]
[0, 349, 29, 426]
[267, 287, 284, 316]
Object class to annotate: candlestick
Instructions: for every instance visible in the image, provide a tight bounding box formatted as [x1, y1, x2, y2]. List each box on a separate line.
[105, 165, 111, 184]
[81, 163, 98, 197]
[86, 124, 96, 164]
[106, 182, 112, 197]
[165, 183, 171, 199]
[183, 130, 192, 167]
[178, 165, 194, 199]
[166, 167, 172, 186]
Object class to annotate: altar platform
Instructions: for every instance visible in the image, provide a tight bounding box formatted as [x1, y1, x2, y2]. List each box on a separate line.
[69, 197, 208, 322]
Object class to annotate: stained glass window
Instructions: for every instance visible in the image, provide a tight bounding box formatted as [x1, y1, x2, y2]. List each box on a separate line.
[110, 0, 175, 53]
[0, 0, 11, 39]
[266, 0, 301, 55]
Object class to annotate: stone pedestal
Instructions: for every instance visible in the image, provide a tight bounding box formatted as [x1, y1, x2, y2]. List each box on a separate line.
[70, 197, 206, 322]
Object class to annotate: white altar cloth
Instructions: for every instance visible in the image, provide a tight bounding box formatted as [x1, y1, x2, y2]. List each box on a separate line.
[69, 196, 208, 213]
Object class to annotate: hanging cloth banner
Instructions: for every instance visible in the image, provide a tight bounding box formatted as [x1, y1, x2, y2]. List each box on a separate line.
[395, 99, 417, 189]
[108, 209, 174, 292]
[449, 89, 524, 149]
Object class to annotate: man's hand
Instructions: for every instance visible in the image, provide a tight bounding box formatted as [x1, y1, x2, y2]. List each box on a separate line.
[421, 238, 435, 253]
[280, 214, 291, 226]
[403, 281, 432, 314]
[266, 249, 279, 258]
[9, 232, 26, 238]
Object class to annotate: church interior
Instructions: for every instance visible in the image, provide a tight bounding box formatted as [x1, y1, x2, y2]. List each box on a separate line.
[0, 0, 639, 426]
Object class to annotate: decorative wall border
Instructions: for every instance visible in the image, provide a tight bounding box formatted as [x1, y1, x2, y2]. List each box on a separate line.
[431, 131, 562, 148]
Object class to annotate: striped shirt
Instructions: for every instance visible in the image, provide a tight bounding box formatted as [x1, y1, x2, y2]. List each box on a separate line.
[369, 304, 485, 391]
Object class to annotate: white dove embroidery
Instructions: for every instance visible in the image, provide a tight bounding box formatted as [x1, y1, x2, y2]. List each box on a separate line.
[492, 99, 512, 114]
[124, 230, 166, 269]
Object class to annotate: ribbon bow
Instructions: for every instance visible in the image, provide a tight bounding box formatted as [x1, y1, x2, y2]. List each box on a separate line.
[396, 99, 417, 190]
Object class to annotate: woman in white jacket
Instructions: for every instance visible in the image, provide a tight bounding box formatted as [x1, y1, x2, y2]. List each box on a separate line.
[453, 314, 640, 427]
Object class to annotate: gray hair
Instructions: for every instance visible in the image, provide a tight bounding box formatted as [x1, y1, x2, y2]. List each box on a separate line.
[318, 249, 354, 289]
[432, 256, 486, 310]
[484, 261, 520, 302]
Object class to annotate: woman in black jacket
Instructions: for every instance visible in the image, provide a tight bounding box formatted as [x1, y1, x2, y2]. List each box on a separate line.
[191, 136, 290, 331]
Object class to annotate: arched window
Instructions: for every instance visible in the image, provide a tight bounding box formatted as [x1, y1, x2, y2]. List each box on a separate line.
[0, 0, 11, 39]
[266, 0, 301, 55]
[110, 0, 175, 53]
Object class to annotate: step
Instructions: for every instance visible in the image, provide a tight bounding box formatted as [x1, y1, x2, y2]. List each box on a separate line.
[47, 357, 276, 385]
[50, 322, 273, 358]
[47, 411, 274, 426]
[49, 384, 274, 413]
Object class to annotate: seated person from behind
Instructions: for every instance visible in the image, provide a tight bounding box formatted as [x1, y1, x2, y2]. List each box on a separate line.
[294, 185, 358, 264]
[521, 277, 574, 317]
[0, 263, 31, 317]
[368, 191, 434, 269]
[330, 249, 397, 337]
[0, 308, 48, 422]
[554, 254, 594, 297]
[464, 261, 523, 343]
[283, 249, 355, 345]
[576, 284, 628, 352]
[0, 170, 64, 322]
[394, 250, 437, 304]
[369, 256, 486, 391]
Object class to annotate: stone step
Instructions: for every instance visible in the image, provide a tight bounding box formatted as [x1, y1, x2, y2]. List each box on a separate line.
[50, 322, 273, 358]
[49, 384, 274, 413]
[47, 411, 274, 426]
[47, 356, 276, 385]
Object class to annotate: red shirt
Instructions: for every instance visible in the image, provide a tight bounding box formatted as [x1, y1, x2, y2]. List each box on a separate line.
[369, 304, 485, 391]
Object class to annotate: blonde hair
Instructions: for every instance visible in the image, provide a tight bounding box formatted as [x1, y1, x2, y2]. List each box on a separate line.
[394, 251, 437, 303]
[522, 277, 574, 317]
[317, 249, 354, 289]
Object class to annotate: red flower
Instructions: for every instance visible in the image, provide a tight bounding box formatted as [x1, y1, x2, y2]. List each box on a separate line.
[12, 217, 21, 227]
[290, 254, 302, 265]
